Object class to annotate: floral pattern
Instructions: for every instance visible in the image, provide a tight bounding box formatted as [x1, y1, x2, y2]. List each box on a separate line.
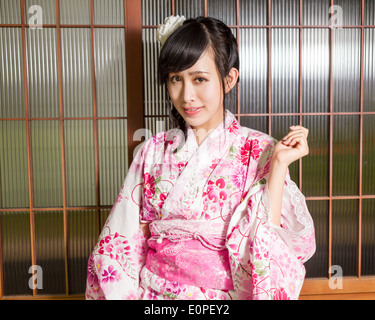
[86, 110, 315, 300]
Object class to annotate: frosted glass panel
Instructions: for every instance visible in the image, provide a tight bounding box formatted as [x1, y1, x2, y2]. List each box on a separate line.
[302, 116, 329, 197]
[363, 29, 375, 112]
[334, 0, 361, 25]
[145, 116, 173, 136]
[26, 28, 59, 118]
[240, 116, 269, 135]
[34, 211, 66, 294]
[362, 199, 375, 276]
[239, 28, 268, 114]
[31, 121, 63, 207]
[142, 28, 169, 116]
[61, 28, 93, 118]
[271, 0, 299, 25]
[175, 0, 204, 19]
[0, 121, 29, 208]
[94, 0, 124, 25]
[332, 29, 361, 112]
[365, 0, 375, 25]
[68, 210, 97, 294]
[59, 0, 91, 25]
[142, 0, 171, 26]
[239, 0, 267, 25]
[304, 201, 329, 278]
[363, 115, 375, 195]
[98, 120, 128, 206]
[332, 200, 358, 277]
[332, 115, 359, 196]
[94, 28, 127, 117]
[0, 28, 25, 118]
[302, 29, 330, 113]
[1, 211, 32, 296]
[207, 0, 236, 25]
[271, 29, 299, 113]
[65, 120, 96, 206]
[302, 0, 330, 25]
[0, 0, 21, 24]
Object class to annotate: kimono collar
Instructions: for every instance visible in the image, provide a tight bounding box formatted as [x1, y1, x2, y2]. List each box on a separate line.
[161, 110, 241, 220]
[179, 109, 240, 152]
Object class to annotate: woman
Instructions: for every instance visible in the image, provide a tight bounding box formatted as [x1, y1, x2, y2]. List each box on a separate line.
[86, 16, 315, 300]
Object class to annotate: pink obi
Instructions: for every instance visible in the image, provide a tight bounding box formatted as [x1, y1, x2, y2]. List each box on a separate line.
[145, 219, 234, 290]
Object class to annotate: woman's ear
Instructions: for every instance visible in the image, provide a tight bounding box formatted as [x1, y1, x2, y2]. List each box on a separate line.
[224, 67, 239, 94]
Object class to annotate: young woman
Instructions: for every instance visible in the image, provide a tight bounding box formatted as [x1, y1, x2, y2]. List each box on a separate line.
[86, 16, 315, 300]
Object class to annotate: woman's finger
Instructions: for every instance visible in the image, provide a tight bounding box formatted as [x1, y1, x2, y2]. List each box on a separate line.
[282, 130, 307, 144]
[283, 133, 306, 146]
[290, 125, 309, 138]
[283, 134, 309, 156]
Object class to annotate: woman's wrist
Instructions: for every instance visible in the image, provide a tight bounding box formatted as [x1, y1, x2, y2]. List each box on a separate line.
[270, 152, 290, 170]
[267, 157, 288, 226]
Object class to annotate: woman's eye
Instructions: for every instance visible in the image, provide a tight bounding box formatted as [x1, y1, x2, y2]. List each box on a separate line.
[195, 77, 206, 83]
[170, 76, 180, 83]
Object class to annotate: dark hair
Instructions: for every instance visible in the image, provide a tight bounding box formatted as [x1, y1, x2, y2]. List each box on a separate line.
[158, 16, 239, 130]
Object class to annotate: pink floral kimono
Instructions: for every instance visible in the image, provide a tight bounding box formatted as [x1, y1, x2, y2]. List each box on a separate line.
[85, 110, 315, 300]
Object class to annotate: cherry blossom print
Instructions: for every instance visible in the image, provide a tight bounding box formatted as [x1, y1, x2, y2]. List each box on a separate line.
[237, 138, 251, 166]
[123, 291, 137, 300]
[206, 289, 228, 300]
[231, 165, 246, 190]
[236, 138, 263, 166]
[180, 288, 202, 300]
[249, 139, 262, 160]
[102, 265, 121, 284]
[177, 161, 187, 172]
[272, 288, 290, 300]
[227, 119, 240, 134]
[87, 254, 98, 286]
[144, 173, 156, 199]
[215, 178, 226, 189]
[163, 280, 182, 298]
[157, 192, 168, 208]
[147, 288, 160, 300]
[152, 133, 164, 147]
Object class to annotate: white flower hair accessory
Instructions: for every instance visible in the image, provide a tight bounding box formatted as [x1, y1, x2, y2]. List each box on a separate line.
[156, 15, 186, 48]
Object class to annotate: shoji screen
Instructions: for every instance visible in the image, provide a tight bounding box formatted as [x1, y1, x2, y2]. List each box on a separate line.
[142, 0, 375, 298]
[1, 0, 374, 300]
[0, 0, 141, 298]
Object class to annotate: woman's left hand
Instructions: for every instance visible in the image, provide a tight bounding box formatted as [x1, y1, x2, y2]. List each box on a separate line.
[272, 125, 309, 167]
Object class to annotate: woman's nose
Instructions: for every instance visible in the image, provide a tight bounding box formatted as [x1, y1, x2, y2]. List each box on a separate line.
[182, 82, 195, 103]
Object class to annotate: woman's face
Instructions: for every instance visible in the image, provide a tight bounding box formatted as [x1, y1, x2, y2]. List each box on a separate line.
[167, 49, 224, 135]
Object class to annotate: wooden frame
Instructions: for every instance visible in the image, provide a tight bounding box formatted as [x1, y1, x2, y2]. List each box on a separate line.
[0, 0, 374, 300]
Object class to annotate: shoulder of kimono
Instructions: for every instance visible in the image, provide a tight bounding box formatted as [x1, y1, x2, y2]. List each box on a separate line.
[239, 126, 278, 146]
[139, 128, 180, 157]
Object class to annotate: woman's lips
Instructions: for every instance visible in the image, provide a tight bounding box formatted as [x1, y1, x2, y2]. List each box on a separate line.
[183, 107, 202, 116]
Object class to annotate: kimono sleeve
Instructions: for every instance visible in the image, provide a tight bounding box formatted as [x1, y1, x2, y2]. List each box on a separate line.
[226, 137, 316, 300]
[263, 173, 316, 263]
[85, 143, 148, 300]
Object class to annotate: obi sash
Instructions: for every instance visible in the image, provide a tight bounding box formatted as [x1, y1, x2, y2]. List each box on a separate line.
[145, 219, 234, 290]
